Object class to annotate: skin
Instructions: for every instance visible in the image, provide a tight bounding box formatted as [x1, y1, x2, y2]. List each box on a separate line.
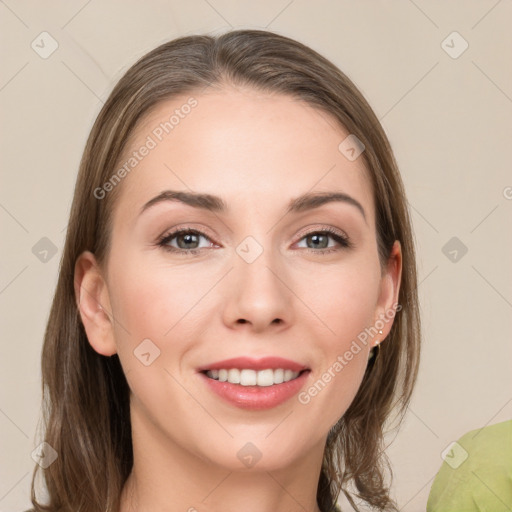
[75, 84, 402, 512]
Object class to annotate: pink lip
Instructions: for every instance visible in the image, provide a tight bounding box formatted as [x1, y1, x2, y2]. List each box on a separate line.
[197, 356, 308, 372]
[199, 370, 311, 410]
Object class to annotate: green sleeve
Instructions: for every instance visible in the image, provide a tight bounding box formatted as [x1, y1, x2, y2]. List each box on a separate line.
[427, 419, 512, 512]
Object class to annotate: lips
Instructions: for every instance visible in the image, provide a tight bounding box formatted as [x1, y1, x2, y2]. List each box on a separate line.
[199, 370, 310, 410]
[197, 356, 308, 373]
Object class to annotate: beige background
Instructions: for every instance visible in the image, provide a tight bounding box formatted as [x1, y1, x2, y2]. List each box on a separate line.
[1, 1, 511, 510]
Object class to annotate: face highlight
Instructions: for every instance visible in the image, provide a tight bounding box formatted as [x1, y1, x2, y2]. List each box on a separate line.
[79, 85, 401, 475]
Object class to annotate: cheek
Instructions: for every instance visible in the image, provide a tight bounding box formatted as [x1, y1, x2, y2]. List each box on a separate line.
[109, 264, 170, 338]
[106, 260, 206, 413]
[107, 255, 216, 365]
[298, 260, 380, 343]
[293, 263, 378, 423]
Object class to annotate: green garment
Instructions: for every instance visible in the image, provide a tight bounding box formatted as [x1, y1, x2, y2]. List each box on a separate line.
[427, 419, 512, 512]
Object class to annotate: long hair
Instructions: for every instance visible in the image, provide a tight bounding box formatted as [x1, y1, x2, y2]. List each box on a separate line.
[29, 29, 421, 512]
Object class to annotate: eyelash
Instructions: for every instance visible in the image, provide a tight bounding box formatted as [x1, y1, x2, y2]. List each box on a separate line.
[156, 226, 352, 256]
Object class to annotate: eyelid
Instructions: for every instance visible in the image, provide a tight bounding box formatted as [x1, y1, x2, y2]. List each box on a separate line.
[157, 224, 219, 243]
[293, 224, 349, 243]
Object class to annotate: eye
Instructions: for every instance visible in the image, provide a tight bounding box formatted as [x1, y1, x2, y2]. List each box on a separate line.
[157, 228, 215, 255]
[295, 227, 352, 255]
[157, 226, 352, 256]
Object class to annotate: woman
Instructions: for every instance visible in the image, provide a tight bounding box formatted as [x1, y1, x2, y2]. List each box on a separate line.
[28, 29, 421, 512]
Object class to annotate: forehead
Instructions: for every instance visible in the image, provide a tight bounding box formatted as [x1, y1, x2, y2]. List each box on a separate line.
[113, 85, 374, 224]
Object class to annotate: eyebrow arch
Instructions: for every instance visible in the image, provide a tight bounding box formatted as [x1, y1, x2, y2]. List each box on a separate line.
[139, 190, 367, 222]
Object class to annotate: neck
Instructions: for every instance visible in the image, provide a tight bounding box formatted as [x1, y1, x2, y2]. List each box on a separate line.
[119, 402, 326, 512]
[121, 469, 324, 512]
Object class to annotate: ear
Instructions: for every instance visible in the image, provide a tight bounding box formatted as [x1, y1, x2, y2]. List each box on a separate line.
[374, 240, 402, 340]
[74, 250, 117, 356]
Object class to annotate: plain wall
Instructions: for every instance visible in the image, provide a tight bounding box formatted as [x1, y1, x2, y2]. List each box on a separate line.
[1, 1, 511, 510]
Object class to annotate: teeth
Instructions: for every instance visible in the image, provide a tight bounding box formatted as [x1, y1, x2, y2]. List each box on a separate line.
[228, 368, 240, 384]
[273, 368, 284, 384]
[205, 368, 301, 386]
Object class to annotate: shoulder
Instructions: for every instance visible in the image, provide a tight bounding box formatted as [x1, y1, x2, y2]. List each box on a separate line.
[458, 419, 511, 450]
[427, 420, 512, 511]
[454, 419, 512, 475]
[443, 419, 512, 473]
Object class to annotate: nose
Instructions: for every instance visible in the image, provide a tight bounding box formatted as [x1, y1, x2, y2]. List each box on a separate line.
[221, 242, 294, 333]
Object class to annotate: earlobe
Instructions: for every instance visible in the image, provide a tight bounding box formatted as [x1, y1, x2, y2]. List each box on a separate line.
[74, 251, 117, 357]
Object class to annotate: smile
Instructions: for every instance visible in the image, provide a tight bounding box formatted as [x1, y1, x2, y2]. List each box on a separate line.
[205, 368, 302, 386]
[200, 369, 311, 410]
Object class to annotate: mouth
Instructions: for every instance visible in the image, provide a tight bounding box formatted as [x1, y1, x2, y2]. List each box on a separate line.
[202, 368, 308, 387]
[197, 356, 311, 410]
[197, 368, 311, 411]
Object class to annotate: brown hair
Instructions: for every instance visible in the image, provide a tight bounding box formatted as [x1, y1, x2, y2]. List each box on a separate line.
[30, 29, 421, 512]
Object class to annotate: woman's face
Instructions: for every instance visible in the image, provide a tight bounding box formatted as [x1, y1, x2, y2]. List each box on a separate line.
[78, 85, 401, 472]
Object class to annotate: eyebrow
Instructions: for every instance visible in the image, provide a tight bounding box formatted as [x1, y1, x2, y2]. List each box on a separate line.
[139, 190, 367, 222]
